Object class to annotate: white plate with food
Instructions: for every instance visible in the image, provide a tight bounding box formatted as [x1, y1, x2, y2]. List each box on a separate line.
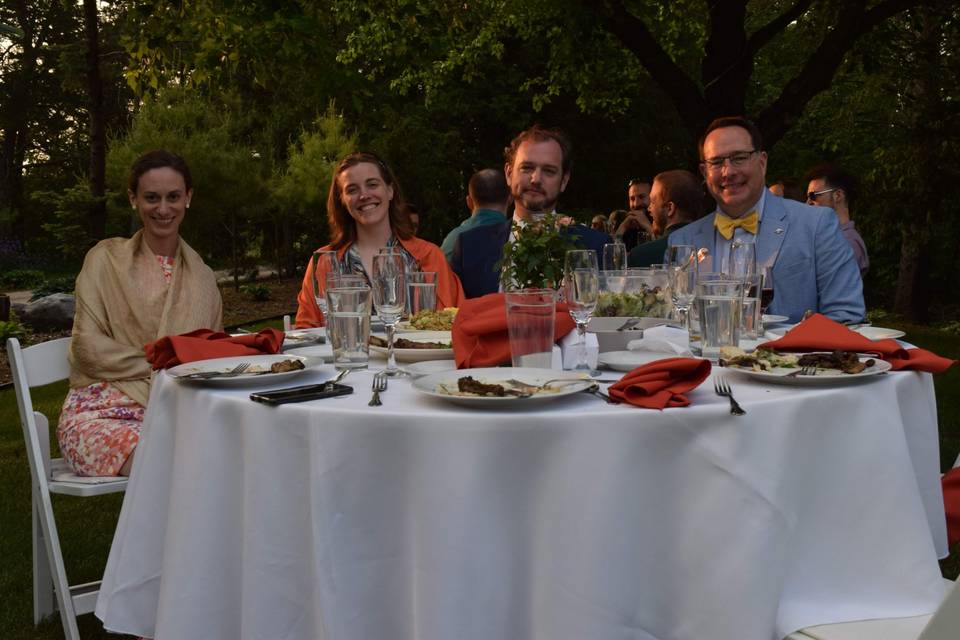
[283, 327, 326, 348]
[369, 331, 454, 362]
[597, 350, 685, 372]
[720, 348, 892, 385]
[412, 367, 594, 408]
[168, 354, 319, 386]
[403, 359, 459, 378]
[762, 314, 789, 324]
[397, 308, 458, 332]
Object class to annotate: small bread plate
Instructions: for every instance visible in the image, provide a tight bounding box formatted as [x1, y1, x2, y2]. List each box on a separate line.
[598, 350, 685, 372]
[413, 367, 594, 408]
[168, 354, 319, 386]
[723, 354, 892, 386]
[856, 326, 906, 341]
[283, 328, 326, 348]
[404, 359, 458, 378]
[370, 331, 454, 363]
[762, 314, 789, 324]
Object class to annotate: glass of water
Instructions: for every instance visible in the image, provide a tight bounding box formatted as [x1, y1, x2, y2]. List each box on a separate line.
[325, 283, 372, 370]
[695, 279, 744, 362]
[406, 271, 437, 318]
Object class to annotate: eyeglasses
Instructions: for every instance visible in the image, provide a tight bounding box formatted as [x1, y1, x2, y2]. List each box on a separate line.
[701, 150, 758, 172]
[806, 187, 838, 202]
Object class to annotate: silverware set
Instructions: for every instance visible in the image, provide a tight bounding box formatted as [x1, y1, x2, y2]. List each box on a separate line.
[714, 375, 746, 415]
[179, 362, 251, 380]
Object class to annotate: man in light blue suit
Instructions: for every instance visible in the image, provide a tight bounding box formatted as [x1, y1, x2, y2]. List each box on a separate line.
[668, 116, 865, 324]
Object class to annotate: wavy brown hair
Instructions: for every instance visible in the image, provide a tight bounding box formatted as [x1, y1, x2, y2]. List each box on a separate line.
[326, 152, 413, 249]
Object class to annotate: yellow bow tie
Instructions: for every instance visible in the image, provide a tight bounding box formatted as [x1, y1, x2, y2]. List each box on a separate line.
[714, 210, 758, 240]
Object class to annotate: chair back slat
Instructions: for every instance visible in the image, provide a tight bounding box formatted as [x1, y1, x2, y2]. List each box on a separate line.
[19, 337, 72, 387]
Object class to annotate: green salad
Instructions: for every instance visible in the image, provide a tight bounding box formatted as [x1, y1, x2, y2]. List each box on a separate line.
[596, 286, 670, 318]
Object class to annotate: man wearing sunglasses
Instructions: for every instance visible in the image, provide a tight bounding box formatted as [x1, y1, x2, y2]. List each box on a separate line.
[804, 163, 869, 277]
[666, 116, 864, 323]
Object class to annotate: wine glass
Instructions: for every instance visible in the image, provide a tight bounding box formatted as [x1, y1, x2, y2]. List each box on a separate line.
[564, 250, 600, 372]
[311, 250, 340, 319]
[602, 242, 627, 271]
[667, 245, 697, 327]
[760, 265, 775, 314]
[371, 253, 407, 376]
[726, 239, 757, 278]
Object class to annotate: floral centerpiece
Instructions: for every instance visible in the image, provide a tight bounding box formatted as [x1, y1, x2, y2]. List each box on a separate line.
[497, 213, 578, 290]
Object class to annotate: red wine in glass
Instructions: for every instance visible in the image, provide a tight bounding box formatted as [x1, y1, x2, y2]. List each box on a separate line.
[760, 287, 775, 313]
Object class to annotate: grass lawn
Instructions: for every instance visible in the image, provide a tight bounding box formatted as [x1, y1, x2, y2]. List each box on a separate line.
[0, 320, 957, 638]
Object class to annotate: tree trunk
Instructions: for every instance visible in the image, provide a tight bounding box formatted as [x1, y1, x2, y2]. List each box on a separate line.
[83, 0, 107, 241]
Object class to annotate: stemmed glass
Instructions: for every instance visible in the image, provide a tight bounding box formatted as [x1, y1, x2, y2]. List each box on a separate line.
[760, 265, 775, 314]
[564, 250, 600, 372]
[726, 239, 757, 278]
[311, 250, 341, 319]
[371, 253, 407, 376]
[668, 245, 698, 328]
[602, 242, 627, 271]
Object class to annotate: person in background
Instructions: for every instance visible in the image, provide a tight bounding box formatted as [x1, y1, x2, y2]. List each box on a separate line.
[441, 168, 510, 261]
[296, 151, 464, 327]
[449, 125, 610, 298]
[60, 150, 222, 476]
[614, 178, 655, 250]
[628, 170, 702, 267]
[407, 203, 421, 235]
[667, 116, 864, 323]
[804, 163, 869, 277]
[590, 214, 609, 232]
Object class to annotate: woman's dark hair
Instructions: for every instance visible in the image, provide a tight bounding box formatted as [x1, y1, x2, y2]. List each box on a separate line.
[128, 150, 193, 194]
[326, 151, 413, 249]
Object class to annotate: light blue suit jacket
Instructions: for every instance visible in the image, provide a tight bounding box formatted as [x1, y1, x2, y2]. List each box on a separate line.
[668, 195, 865, 323]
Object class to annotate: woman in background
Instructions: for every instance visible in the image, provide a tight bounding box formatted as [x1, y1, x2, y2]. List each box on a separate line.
[296, 152, 463, 327]
[59, 150, 222, 476]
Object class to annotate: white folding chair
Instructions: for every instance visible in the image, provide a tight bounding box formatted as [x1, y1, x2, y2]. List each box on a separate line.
[7, 337, 128, 640]
[786, 578, 957, 640]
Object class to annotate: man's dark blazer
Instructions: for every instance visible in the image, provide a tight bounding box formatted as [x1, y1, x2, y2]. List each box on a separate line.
[449, 220, 612, 298]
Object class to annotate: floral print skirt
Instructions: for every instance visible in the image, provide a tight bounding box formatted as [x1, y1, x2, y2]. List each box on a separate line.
[57, 382, 144, 476]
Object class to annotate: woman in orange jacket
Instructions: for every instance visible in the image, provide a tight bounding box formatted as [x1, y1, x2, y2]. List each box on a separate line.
[296, 152, 464, 327]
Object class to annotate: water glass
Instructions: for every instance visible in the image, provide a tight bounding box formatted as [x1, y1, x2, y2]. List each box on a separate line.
[740, 273, 763, 340]
[602, 242, 627, 271]
[726, 239, 757, 278]
[406, 271, 437, 317]
[372, 253, 407, 376]
[505, 289, 557, 368]
[564, 250, 600, 371]
[325, 284, 372, 370]
[311, 250, 341, 317]
[695, 279, 744, 362]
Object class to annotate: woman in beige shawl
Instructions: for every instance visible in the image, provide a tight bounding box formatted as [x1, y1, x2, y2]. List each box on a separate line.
[59, 150, 222, 476]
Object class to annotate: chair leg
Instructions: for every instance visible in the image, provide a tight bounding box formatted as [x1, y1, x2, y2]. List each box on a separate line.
[32, 490, 55, 623]
[35, 487, 82, 640]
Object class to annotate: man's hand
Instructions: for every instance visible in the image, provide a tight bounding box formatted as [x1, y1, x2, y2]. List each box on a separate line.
[616, 210, 654, 236]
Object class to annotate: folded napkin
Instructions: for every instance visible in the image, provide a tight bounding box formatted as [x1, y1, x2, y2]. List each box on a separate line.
[608, 357, 712, 409]
[452, 293, 575, 368]
[145, 328, 285, 370]
[626, 325, 693, 357]
[759, 314, 956, 373]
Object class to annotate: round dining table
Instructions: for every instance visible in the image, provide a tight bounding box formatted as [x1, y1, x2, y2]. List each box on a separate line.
[95, 361, 948, 640]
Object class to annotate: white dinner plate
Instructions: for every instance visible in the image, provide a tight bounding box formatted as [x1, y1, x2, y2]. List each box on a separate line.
[597, 350, 685, 372]
[856, 326, 906, 341]
[284, 343, 334, 362]
[370, 331, 454, 363]
[404, 359, 458, 378]
[283, 327, 326, 348]
[168, 354, 318, 386]
[412, 367, 594, 408]
[762, 314, 789, 324]
[723, 354, 892, 386]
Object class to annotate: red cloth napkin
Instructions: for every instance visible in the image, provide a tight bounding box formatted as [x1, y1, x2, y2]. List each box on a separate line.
[452, 292, 575, 368]
[759, 314, 956, 373]
[944, 468, 960, 550]
[144, 328, 285, 370]
[608, 357, 712, 409]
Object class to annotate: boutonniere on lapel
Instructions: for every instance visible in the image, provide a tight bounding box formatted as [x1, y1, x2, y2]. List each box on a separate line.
[774, 228, 784, 235]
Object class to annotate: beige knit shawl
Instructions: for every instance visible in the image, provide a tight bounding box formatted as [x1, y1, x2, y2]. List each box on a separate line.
[69, 230, 222, 405]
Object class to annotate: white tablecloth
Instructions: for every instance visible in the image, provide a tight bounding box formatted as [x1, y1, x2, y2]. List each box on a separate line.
[96, 365, 948, 640]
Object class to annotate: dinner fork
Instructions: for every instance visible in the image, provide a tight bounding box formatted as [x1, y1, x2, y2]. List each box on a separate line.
[714, 375, 746, 416]
[786, 365, 817, 378]
[368, 372, 387, 406]
[182, 362, 251, 380]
